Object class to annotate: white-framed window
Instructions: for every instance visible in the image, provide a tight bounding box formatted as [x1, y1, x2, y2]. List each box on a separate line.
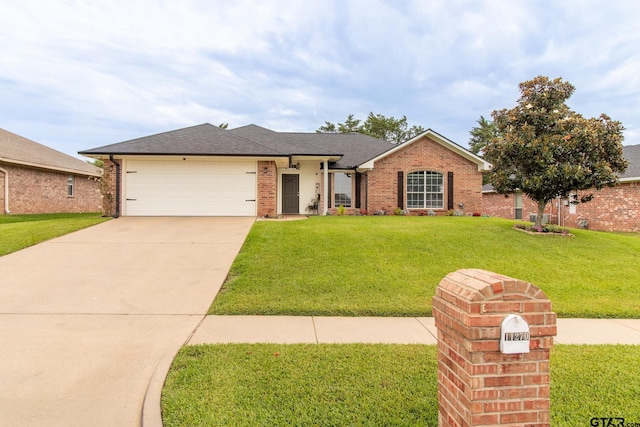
[407, 171, 444, 209]
[67, 175, 74, 197]
[515, 192, 523, 219]
[569, 193, 577, 214]
[334, 172, 352, 207]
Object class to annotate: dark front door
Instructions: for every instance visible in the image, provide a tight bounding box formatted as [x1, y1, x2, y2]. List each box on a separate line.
[282, 174, 299, 214]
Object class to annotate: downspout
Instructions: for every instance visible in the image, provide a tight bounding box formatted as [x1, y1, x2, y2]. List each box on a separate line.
[109, 155, 121, 218]
[0, 166, 9, 214]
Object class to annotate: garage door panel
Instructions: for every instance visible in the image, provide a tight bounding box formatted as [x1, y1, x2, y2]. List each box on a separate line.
[124, 160, 256, 216]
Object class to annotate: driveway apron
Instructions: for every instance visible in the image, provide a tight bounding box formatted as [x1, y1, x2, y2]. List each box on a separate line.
[0, 217, 254, 427]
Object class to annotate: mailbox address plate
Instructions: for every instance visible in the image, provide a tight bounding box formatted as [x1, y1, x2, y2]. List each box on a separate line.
[500, 314, 530, 354]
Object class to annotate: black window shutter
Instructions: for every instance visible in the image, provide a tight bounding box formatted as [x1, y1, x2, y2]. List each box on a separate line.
[355, 173, 361, 209]
[397, 171, 404, 208]
[447, 171, 454, 210]
[328, 173, 332, 208]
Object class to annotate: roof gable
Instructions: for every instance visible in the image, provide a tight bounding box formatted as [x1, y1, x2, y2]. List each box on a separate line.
[358, 129, 491, 171]
[0, 128, 101, 176]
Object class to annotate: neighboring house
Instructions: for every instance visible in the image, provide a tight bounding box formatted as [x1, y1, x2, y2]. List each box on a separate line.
[482, 144, 640, 232]
[79, 123, 490, 218]
[0, 128, 102, 215]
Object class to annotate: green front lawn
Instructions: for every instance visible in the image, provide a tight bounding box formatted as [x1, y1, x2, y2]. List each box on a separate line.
[162, 344, 640, 427]
[0, 212, 110, 256]
[210, 216, 640, 318]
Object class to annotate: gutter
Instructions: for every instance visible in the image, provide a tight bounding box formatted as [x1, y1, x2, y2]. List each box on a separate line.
[0, 166, 9, 214]
[109, 155, 121, 218]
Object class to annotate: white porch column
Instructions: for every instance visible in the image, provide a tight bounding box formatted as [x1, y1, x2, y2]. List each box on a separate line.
[323, 160, 329, 215]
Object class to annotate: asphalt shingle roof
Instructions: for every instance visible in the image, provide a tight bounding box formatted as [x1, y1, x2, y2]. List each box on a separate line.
[80, 124, 282, 157]
[80, 123, 396, 169]
[0, 128, 101, 176]
[621, 144, 640, 179]
[229, 125, 338, 156]
[282, 132, 394, 169]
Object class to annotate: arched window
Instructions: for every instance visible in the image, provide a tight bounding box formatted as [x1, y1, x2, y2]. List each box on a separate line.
[407, 171, 443, 209]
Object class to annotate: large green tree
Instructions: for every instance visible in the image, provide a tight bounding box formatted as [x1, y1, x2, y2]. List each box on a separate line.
[484, 76, 628, 227]
[317, 112, 425, 143]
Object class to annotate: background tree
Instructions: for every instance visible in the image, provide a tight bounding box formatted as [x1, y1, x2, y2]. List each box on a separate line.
[317, 112, 425, 143]
[87, 158, 104, 168]
[484, 76, 628, 227]
[468, 115, 498, 155]
[469, 115, 499, 185]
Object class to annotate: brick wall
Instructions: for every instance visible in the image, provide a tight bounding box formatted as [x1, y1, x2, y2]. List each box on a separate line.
[100, 158, 119, 217]
[257, 160, 277, 217]
[562, 183, 640, 232]
[433, 269, 556, 427]
[366, 136, 483, 215]
[484, 181, 640, 232]
[0, 163, 102, 214]
[483, 191, 556, 223]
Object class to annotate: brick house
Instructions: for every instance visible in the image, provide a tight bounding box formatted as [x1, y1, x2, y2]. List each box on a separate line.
[0, 128, 102, 215]
[80, 123, 489, 217]
[482, 144, 640, 232]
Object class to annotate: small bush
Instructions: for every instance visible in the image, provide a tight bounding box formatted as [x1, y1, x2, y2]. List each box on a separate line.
[515, 222, 570, 235]
[337, 205, 347, 216]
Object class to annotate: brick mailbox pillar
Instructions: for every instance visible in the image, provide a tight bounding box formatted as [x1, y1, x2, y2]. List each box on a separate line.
[432, 269, 557, 427]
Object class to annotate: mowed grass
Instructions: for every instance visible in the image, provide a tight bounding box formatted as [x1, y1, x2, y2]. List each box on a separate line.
[162, 344, 438, 427]
[161, 344, 640, 427]
[210, 216, 640, 318]
[0, 212, 110, 256]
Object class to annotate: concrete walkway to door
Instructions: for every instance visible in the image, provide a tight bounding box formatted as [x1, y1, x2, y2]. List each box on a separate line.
[0, 217, 254, 427]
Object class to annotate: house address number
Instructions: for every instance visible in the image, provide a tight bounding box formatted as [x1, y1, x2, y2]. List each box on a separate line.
[503, 332, 530, 341]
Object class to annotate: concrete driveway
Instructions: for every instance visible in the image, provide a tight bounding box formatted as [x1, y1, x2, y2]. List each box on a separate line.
[0, 217, 254, 427]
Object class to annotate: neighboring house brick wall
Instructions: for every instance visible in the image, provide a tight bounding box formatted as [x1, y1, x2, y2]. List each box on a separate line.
[366, 136, 483, 215]
[483, 183, 640, 232]
[482, 192, 516, 219]
[562, 183, 640, 232]
[0, 168, 5, 213]
[0, 163, 102, 214]
[257, 161, 277, 217]
[483, 192, 556, 223]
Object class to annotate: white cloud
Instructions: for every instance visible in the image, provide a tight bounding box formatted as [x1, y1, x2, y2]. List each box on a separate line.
[0, 0, 639, 156]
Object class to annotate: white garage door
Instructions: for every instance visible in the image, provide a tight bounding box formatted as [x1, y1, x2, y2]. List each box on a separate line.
[124, 159, 257, 216]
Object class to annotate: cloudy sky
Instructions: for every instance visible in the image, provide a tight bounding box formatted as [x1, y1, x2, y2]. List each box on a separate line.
[1, 0, 639, 159]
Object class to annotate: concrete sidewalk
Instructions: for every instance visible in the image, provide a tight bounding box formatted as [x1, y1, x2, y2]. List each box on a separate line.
[188, 315, 640, 345]
[141, 315, 640, 425]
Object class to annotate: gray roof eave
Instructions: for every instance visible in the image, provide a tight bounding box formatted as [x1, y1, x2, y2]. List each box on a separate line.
[77, 151, 290, 158]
